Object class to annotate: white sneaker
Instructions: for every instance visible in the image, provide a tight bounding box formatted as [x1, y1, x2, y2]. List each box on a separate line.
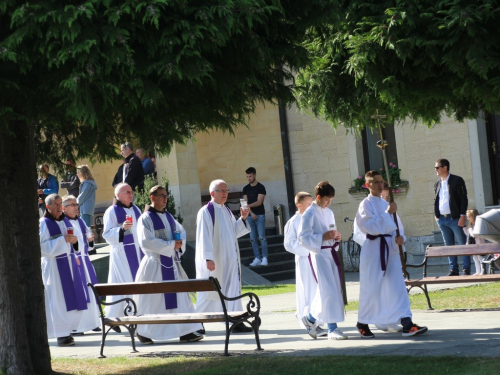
[261, 257, 268, 266]
[301, 316, 317, 339]
[328, 328, 348, 340]
[249, 258, 261, 267]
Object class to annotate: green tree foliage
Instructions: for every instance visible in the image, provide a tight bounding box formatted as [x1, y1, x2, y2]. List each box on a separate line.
[0, 2, 338, 373]
[296, 0, 500, 129]
[134, 175, 183, 223]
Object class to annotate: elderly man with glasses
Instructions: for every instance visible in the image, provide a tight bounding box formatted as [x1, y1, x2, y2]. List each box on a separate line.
[102, 183, 143, 327]
[195, 179, 254, 333]
[433, 158, 470, 276]
[62, 194, 100, 335]
[133, 185, 204, 345]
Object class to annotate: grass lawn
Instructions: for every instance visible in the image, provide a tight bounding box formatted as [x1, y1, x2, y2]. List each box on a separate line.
[52, 355, 500, 375]
[244, 282, 500, 311]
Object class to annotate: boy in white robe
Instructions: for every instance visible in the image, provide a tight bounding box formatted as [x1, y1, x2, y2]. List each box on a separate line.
[62, 195, 100, 334]
[284, 192, 326, 338]
[134, 185, 203, 344]
[298, 181, 348, 340]
[195, 179, 252, 333]
[355, 170, 427, 338]
[102, 183, 143, 326]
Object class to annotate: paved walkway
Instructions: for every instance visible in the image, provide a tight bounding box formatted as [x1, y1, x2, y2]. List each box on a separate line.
[49, 272, 500, 359]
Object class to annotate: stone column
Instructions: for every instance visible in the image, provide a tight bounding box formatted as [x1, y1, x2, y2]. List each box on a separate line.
[156, 141, 202, 240]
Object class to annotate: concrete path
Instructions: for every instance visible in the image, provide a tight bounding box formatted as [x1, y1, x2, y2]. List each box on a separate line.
[49, 272, 500, 359]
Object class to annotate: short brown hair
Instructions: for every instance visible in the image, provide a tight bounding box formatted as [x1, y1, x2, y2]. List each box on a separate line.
[149, 185, 166, 196]
[294, 192, 312, 205]
[315, 181, 335, 198]
[365, 170, 381, 185]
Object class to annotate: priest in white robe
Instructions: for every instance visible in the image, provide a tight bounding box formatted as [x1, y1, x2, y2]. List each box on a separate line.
[195, 179, 252, 333]
[102, 183, 143, 321]
[40, 194, 87, 346]
[355, 170, 427, 338]
[62, 195, 100, 334]
[298, 181, 347, 340]
[284, 192, 326, 337]
[134, 185, 203, 344]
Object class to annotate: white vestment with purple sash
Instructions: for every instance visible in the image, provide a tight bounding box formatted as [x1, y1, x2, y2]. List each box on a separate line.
[298, 202, 345, 324]
[284, 212, 318, 327]
[40, 216, 87, 338]
[70, 217, 100, 332]
[134, 209, 202, 340]
[195, 200, 250, 313]
[102, 203, 143, 318]
[355, 195, 411, 325]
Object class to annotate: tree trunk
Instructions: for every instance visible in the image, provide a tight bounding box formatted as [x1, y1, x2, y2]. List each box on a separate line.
[0, 121, 52, 374]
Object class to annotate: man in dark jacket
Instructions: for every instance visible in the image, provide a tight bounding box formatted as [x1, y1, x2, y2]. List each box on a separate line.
[60, 160, 80, 197]
[433, 158, 470, 276]
[119, 143, 145, 192]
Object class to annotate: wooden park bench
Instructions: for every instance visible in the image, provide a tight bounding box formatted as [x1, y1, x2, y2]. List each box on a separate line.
[405, 243, 500, 310]
[88, 277, 262, 358]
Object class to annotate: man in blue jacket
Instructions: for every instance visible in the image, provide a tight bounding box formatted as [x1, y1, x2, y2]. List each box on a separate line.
[37, 164, 59, 213]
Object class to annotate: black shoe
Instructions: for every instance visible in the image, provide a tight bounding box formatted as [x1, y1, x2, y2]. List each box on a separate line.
[447, 271, 459, 276]
[57, 336, 75, 346]
[137, 333, 154, 345]
[402, 324, 428, 337]
[111, 326, 121, 333]
[70, 331, 84, 336]
[179, 332, 204, 342]
[463, 269, 471, 275]
[232, 322, 253, 333]
[92, 327, 102, 332]
[356, 323, 375, 339]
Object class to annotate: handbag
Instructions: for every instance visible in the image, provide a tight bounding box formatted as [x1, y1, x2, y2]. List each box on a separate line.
[467, 234, 476, 245]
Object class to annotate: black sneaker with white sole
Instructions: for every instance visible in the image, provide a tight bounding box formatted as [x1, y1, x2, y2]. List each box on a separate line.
[356, 323, 375, 339]
[179, 332, 204, 342]
[402, 324, 428, 337]
[137, 333, 154, 344]
[57, 336, 75, 346]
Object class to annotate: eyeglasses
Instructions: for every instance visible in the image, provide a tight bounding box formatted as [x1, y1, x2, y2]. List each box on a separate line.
[214, 189, 230, 193]
[434, 166, 442, 170]
[154, 194, 167, 198]
[64, 203, 78, 207]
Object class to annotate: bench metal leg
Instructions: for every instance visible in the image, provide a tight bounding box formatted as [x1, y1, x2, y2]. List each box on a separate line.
[224, 321, 231, 356]
[422, 284, 434, 310]
[124, 324, 138, 353]
[99, 326, 110, 359]
[251, 318, 263, 352]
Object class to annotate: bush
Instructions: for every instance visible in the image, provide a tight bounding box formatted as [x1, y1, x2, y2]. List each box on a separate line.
[134, 174, 183, 223]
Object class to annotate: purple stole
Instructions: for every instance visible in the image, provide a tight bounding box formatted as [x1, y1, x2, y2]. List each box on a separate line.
[366, 233, 391, 274]
[113, 205, 143, 280]
[146, 211, 178, 310]
[75, 218, 99, 288]
[321, 242, 343, 288]
[43, 217, 88, 312]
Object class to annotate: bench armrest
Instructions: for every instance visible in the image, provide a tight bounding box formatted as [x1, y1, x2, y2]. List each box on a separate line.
[88, 282, 138, 318]
[223, 292, 261, 317]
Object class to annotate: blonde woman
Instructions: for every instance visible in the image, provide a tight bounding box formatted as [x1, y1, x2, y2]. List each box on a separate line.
[76, 165, 98, 227]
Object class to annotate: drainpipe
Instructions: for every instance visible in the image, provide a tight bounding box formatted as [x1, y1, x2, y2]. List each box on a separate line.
[278, 100, 296, 220]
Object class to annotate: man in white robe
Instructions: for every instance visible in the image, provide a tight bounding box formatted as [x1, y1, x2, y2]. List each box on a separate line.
[134, 185, 203, 344]
[195, 179, 252, 333]
[40, 194, 87, 346]
[102, 183, 143, 324]
[62, 195, 100, 334]
[284, 192, 326, 338]
[355, 170, 427, 338]
[298, 181, 348, 340]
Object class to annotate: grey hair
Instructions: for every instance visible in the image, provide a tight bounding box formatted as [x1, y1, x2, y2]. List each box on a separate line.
[62, 195, 77, 206]
[209, 179, 226, 193]
[45, 193, 62, 206]
[114, 183, 131, 198]
[121, 142, 133, 152]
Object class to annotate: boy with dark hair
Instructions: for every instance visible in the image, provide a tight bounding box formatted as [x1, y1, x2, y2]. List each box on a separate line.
[355, 170, 427, 338]
[298, 181, 347, 340]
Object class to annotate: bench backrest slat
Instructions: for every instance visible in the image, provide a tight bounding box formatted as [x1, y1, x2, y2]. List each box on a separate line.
[426, 243, 500, 257]
[93, 279, 216, 296]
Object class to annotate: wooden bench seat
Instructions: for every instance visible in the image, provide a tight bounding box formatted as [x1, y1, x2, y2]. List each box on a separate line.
[405, 243, 500, 309]
[88, 277, 262, 358]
